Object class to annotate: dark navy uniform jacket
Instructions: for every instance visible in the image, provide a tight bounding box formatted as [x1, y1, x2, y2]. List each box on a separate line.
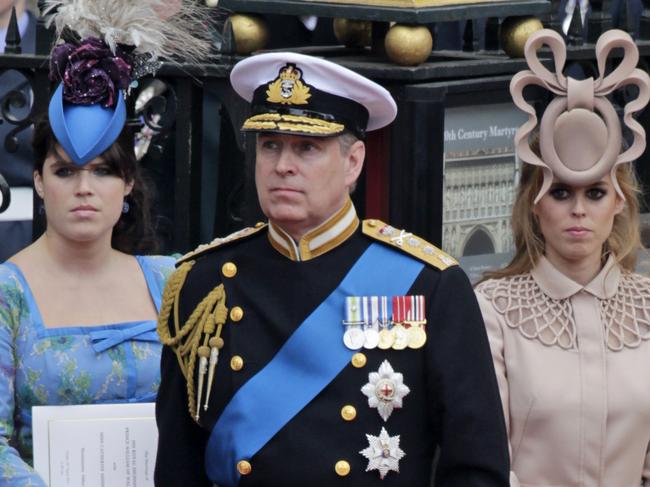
[155, 203, 510, 487]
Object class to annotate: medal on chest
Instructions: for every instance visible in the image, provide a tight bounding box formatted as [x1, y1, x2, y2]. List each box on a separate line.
[343, 295, 427, 351]
[343, 296, 389, 350]
[360, 426, 406, 480]
[361, 359, 411, 421]
[357, 360, 410, 479]
[392, 295, 427, 350]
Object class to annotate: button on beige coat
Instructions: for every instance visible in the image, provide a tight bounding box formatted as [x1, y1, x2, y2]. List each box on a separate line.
[475, 256, 650, 487]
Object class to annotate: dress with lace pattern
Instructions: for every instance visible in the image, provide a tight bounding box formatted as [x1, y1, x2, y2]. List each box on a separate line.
[475, 255, 650, 487]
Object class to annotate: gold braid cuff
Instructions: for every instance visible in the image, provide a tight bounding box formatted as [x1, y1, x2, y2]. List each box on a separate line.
[157, 261, 229, 422]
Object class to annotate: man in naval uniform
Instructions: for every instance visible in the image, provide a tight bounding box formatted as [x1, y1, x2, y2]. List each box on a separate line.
[154, 52, 510, 487]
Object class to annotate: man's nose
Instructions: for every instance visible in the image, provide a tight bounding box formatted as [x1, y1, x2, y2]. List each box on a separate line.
[275, 149, 296, 175]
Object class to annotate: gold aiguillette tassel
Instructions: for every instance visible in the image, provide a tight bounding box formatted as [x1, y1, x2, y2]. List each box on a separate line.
[204, 336, 224, 411]
[195, 345, 210, 421]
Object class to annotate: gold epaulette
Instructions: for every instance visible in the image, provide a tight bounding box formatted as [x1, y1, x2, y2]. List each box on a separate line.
[362, 219, 458, 271]
[177, 222, 268, 265]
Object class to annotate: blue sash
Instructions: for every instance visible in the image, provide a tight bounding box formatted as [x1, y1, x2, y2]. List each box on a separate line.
[205, 243, 424, 485]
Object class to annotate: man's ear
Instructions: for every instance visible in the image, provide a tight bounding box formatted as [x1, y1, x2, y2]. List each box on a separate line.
[344, 140, 365, 188]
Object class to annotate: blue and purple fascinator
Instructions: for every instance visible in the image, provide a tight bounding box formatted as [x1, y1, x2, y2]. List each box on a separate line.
[48, 37, 132, 165]
[43, 0, 212, 166]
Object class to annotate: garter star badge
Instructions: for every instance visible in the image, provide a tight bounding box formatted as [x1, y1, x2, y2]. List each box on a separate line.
[360, 427, 405, 480]
[361, 360, 410, 421]
[266, 63, 311, 105]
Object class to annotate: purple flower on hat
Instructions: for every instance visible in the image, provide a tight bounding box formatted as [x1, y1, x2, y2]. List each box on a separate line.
[49, 37, 133, 108]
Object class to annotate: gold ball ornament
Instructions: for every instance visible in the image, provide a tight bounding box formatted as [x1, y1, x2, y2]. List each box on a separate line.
[384, 24, 432, 66]
[228, 14, 269, 55]
[333, 18, 372, 48]
[500, 17, 544, 58]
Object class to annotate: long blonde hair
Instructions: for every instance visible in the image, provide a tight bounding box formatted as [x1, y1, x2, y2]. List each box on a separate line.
[481, 162, 642, 281]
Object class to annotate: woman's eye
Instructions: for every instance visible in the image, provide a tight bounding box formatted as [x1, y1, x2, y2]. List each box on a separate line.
[54, 167, 75, 177]
[549, 188, 570, 200]
[92, 166, 114, 177]
[586, 188, 606, 200]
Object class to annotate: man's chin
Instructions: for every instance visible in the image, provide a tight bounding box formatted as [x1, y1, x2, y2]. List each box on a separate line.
[268, 214, 306, 227]
[267, 209, 318, 234]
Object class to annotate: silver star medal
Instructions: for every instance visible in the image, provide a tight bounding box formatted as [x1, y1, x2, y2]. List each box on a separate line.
[361, 360, 410, 421]
[360, 427, 405, 479]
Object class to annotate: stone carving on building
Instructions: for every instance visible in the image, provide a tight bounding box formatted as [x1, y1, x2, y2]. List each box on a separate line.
[443, 147, 518, 258]
[442, 102, 526, 260]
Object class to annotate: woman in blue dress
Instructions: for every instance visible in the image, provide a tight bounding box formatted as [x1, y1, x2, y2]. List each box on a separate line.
[0, 2, 210, 484]
[0, 114, 175, 485]
[0, 0, 210, 482]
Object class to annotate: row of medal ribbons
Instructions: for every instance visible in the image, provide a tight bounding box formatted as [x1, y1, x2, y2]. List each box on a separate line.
[343, 295, 427, 351]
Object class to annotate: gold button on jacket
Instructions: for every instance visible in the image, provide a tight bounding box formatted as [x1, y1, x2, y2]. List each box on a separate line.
[340, 405, 357, 421]
[351, 352, 367, 368]
[230, 355, 244, 371]
[230, 306, 244, 322]
[222, 262, 237, 278]
[237, 460, 252, 475]
[334, 460, 350, 476]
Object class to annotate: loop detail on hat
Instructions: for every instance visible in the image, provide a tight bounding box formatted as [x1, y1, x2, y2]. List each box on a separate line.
[510, 28, 650, 202]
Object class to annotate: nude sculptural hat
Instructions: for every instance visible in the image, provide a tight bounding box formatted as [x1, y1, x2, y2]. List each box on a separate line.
[510, 29, 650, 202]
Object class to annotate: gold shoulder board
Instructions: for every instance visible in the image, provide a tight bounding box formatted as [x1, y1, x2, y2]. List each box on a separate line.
[177, 222, 268, 265]
[362, 219, 457, 271]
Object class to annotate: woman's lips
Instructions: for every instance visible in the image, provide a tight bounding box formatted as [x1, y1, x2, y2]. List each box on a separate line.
[566, 227, 590, 237]
[71, 205, 98, 218]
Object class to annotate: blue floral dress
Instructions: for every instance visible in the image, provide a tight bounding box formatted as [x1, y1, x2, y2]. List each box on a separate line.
[0, 255, 175, 486]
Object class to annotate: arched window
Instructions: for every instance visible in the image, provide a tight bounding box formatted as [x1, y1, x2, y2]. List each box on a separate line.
[463, 227, 495, 256]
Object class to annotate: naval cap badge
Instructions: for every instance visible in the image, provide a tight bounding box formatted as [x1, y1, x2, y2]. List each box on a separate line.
[266, 63, 312, 105]
[360, 426, 405, 480]
[361, 360, 410, 422]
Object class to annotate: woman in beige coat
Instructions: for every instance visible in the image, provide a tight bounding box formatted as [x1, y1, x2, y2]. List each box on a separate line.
[475, 29, 650, 487]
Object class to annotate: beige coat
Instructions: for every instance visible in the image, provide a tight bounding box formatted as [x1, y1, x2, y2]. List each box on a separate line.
[475, 256, 650, 487]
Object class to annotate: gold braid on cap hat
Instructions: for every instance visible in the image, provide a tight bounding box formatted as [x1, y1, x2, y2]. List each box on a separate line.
[510, 29, 650, 203]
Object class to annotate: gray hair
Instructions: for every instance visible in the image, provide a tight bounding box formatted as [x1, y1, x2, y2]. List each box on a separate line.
[338, 131, 360, 155]
[337, 131, 363, 193]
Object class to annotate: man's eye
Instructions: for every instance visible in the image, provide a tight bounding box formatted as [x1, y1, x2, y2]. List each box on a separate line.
[549, 188, 570, 200]
[54, 167, 75, 177]
[300, 142, 318, 152]
[586, 188, 606, 200]
[261, 140, 279, 150]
